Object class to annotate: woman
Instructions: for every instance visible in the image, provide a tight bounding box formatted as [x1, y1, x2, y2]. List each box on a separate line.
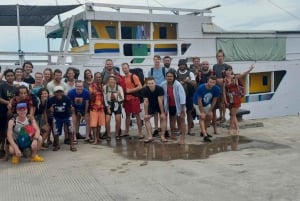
[103, 75, 124, 140]
[223, 65, 254, 135]
[83, 69, 93, 89]
[65, 67, 77, 92]
[89, 72, 105, 144]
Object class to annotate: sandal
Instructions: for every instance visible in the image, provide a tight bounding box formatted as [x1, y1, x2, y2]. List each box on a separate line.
[121, 134, 129, 138]
[52, 146, 60, 151]
[106, 137, 111, 141]
[70, 146, 77, 152]
[116, 136, 121, 140]
[144, 139, 153, 143]
[138, 136, 144, 139]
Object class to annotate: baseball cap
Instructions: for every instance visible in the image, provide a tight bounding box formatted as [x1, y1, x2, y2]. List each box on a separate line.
[16, 102, 27, 109]
[53, 86, 64, 92]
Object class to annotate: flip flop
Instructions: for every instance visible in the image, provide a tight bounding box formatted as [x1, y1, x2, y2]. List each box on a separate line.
[160, 139, 168, 143]
[144, 139, 153, 143]
[138, 136, 145, 139]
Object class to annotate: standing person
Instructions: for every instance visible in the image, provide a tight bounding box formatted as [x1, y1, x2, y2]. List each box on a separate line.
[121, 63, 144, 139]
[83, 69, 93, 89]
[101, 59, 120, 84]
[14, 68, 29, 88]
[47, 86, 77, 152]
[30, 72, 45, 98]
[89, 72, 105, 144]
[193, 76, 220, 142]
[161, 71, 186, 144]
[0, 69, 17, 157]
[176, 59, 197, 136]
[65, 67, 77, 92]
[68, 80, 90, 141]
[190, 56, 201, 76]
[103, 75, 124, 140]
[143, 77, 167, 143]
[42, 68, 53, 86]
[223, 65, 254, 135]
[163, 56, 172, 71]
[7, 102, 44, 164]
[22, 61, 35, 84]
[47, 69, 68, 96]
[147, 55, 166, 136]
[213, 49, 230, 123]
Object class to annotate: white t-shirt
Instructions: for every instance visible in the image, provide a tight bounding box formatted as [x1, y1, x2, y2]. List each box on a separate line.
[46, 80, 68, 96]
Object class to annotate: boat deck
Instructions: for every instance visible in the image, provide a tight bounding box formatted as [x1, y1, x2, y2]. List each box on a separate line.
[0, 116, 299, 201]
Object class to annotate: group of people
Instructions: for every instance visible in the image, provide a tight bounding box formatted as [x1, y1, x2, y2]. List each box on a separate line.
[0, 49, 254, 164]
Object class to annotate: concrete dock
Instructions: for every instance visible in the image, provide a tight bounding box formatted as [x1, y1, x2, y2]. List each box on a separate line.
[0, 116, 299, 201]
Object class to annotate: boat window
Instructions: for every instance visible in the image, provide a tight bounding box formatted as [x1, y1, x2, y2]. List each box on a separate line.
[106, 26, 116, 39]
[217, 38, 286, 61]
[159, 27, 167, 39]
[123, 43, 149, 56]
[262, 76, 268, 86]
[274, 70, 286, 91]
[91, 26, 98, 38]
[181, 43, 191, 55]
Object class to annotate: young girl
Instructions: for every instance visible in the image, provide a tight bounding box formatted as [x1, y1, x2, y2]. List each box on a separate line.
[223, 65, 254, 135]
[103, 75, 124, 140]
[83, 69, 93, 89]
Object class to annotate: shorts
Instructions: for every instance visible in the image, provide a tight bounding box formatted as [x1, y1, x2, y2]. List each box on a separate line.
[53, 117, 72, 136]
[0, 115, 8, 136]
[90, 110, 105, 127]
[124, 98, 141, 114]
[104, 102, 122, 115]
[186, 97, 194, 112]
[75, 108, 85, 116]
[168, 106, 177, 116]
[193, 104, 211, 116]
[148, 107, 160, 115]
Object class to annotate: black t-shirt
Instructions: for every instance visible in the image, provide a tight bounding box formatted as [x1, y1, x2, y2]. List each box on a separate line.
[47, 95, 72, 119]
[213, 63, 230, 78]
[143, 85, 164, 109]
[0, 83, 16, 113]
[23, 75, 35, 84]
[35, 99, 47, 116]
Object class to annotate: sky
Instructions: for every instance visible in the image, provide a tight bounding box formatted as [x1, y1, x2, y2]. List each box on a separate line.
[0, 0, 299, 52]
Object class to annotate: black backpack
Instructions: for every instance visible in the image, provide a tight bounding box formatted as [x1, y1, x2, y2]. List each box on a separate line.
[150, 67, 166, 78]
[129, 68, 145, 102]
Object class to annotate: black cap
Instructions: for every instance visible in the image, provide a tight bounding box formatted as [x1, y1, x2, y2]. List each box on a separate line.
[178, 59, 187, 66]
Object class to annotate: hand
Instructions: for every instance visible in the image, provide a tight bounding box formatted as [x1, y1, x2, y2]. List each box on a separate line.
[126, 88, 131, 94]
[50, 104, 55, 113]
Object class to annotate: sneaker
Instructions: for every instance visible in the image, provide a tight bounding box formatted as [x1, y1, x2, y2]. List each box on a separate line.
[76, 133, 85, 140]
[153, 129, 159, 137]
[11, 155, 20, 164]
[200, 132, 212, 138]
[207, 134, 212, 138]
[30, 155, 44, 162]
[203, 136, 212, 142]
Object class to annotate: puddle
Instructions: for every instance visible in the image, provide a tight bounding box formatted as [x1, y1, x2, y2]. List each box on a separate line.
[99, 135, 289, 161]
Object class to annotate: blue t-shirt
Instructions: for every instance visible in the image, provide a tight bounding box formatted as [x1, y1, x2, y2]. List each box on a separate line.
[67, 88, 90, 112]
[193, 84, 220, 106]
[147, 67, 165, 85]
[47, 95, 72, 119]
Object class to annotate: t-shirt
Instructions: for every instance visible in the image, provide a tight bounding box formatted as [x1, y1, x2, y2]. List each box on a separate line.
[124, 73, 141, 100]
[147, 67, 165, 85]
[23, 75, 35, 84]
[0, 83, 16, 113]
[68, 88, 90, 112]
[167, 85, 176, 107]
[46, 81, 68, 96]
[47, 95, 72, 119]
[193, 84, 220, 107]
[213, 63, 230, 78]
[143, 85, 164, 109]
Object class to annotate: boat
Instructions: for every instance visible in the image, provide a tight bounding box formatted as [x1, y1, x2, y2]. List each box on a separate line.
[0, 2, 300, 119]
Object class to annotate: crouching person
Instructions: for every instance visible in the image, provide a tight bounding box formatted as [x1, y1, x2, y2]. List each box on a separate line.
[47, 86, 77, 152]
[7, 102, 44, 164]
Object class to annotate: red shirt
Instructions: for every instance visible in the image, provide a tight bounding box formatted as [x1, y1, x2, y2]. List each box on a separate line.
[167, 85, 176, 107]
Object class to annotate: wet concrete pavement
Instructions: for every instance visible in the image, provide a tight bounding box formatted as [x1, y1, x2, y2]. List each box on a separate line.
[0, 116, 299, 201]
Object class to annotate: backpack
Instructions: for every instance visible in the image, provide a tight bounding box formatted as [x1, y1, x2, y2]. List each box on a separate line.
[150, 67, 166, 78]
[13, 117, 34, 150]
[129, 68, 144, 101]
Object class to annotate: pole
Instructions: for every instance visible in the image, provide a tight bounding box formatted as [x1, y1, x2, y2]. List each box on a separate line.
[16, 4, 23, 66]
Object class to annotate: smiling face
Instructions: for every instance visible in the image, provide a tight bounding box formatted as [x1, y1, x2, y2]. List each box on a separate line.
[43, 69, 52, 82]
[24, 63, 33, 74]
[147, 79, 156, 91]
[18, 88, 28, 100]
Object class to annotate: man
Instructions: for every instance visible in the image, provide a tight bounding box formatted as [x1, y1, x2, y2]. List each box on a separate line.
[190, 56, 201, 75]
[68, 80, 90, 141]
[147, 55, 166, 136]
[176, 59, 196, 136]
[0, 69, 17, 158]
[47, 69, 68, 96]
[121, 63, 143, 139]
[101, 59, 120, 84]
[213, 49, 230, 123]
[22, 61, 35, 84]
[193, 76, 220, 142]
[143, 77, 167, 143]
[163, 56, 172, 71]
[7, 102, 44, 164]
[47, 86, 77, 152]
[161, 70, 186, 144]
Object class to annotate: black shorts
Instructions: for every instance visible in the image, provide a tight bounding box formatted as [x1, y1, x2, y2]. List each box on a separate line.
[186, 97, 194, 112]
[168, 106, 177, 116]
[104, 102, 122, 115]
[148, 107, 160, 115]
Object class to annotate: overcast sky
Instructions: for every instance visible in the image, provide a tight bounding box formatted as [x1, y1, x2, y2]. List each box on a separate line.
[0, 0, 299, 52]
